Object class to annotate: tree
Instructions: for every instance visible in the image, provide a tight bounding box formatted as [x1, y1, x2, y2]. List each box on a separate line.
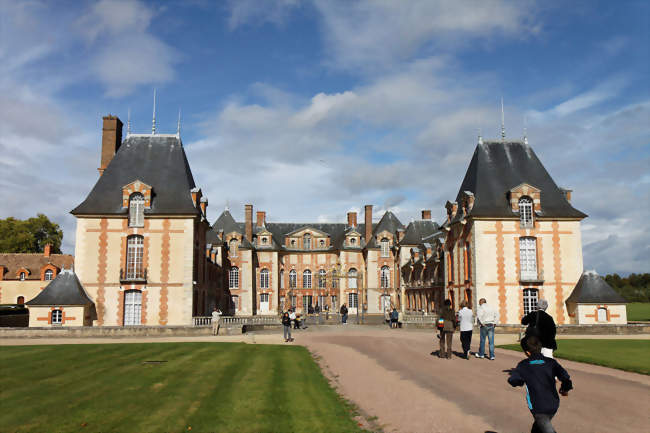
[0, 214, 63, 253]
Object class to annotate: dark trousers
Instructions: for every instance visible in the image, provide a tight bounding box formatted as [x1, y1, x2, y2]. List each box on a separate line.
[460, 330, 472, 356]
[531, 413, 555, 433]
[440, 331, 453, 358]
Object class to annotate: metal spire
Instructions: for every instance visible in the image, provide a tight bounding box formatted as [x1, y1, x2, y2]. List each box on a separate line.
[478, 127, 483, 145]
[500, 97, 506, 140]
[152, 88, 157, 135]
[127, 107, 131, 136]
[225, 199, 230, 211]
[176, 108, 181, 137]
[523, 115, 528, 145]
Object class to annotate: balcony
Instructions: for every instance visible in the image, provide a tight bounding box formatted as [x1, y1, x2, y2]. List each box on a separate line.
[520, 269, 544, 283]
[120, 267, 147, 283]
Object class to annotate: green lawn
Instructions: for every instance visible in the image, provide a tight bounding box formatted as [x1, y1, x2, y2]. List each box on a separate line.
[0, 343, 364, 433]
[498, 339, 650, 375]
[627, 302, 650, 321]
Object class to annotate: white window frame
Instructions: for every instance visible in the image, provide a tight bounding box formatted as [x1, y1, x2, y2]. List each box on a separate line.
[523, 288, 538, 315]
[129, 193, 145, 227]
[126, 235, 144, 279]
[380, 266, 390, 288]
[597, 307, 608, 322]
[231, 295, 239, 311]
[124, 290, 142, 325]
[348, 292, 358, 309]
[44, 269, 54, 281]
[303, 269, 312, 289]
[20, 272, 26, 281]
[303, 234, 311, 250]
[260, 268, 269, 289]
[331, 295, 338, 310]
[519, 237, 538, 280]
[318, 295, 327, 308]
[289, 270, 297, 288]
[260, 293, 270, 312]
[280, 270, 284, 289]
[290, 295, 297, 308]
[229, 239, 238, 257]
[229, 267, 239, 289]
[51, 309, 62, 325]
[348, 268, 358, 289]
[519, 197, 533, 228]
[302, 295, 313, 309]
[381, 238, 390, 257]
[318, 269, 326, 288]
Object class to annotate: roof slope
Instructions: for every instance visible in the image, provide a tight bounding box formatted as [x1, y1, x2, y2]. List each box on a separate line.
[26, 269, 94, 306]
[71, 135, 198, 216]
[456, 140, 586, 219]
[0, 253, 74, 280]
[401, 220, 440, 245]
[566, 270, 627, 304]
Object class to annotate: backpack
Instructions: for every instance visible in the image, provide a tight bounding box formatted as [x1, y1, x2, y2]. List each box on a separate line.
[436, 318, 445, 330]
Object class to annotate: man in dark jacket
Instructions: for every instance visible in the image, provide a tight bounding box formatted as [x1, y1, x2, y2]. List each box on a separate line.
[340, 304, 348, 324]
[521, 299, 557, 358]
[439, 299, 456, 359]
[508, 336, 572, 433]
[281, 311, 293, 342]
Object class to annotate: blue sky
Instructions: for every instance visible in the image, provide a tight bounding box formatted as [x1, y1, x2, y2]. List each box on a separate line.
[0, 0, 648, 275]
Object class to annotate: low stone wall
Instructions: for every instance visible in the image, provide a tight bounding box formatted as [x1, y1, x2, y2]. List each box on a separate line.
[495, 323, 650, 335]
[0, 326, 213, 338]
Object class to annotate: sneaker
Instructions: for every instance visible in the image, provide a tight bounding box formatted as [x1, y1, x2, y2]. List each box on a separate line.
[475, 353, 484, 359]
[489, 356, 495, 360]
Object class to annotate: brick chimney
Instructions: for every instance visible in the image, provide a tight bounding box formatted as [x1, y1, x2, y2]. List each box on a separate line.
[421, 209, 431, 220]
[200, 197, 208, 217]
[245, 204, 253, 241]
[364, 205, 373, 244]
[256, 211, 266, 227]
[99, 115, 123, 176]
[43, 244, 51, 258]
[347, 212, 357, 228]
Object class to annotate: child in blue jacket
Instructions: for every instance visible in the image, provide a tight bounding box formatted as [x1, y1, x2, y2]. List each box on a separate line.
[508, 336, 573, 433]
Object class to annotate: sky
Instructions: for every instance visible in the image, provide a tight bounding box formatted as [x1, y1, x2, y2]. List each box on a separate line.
[0, 0, 648, 275]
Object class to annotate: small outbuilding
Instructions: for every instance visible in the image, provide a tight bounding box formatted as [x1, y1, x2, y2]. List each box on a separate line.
[26, 268, 96, 327]
[565, 270, 627, 324]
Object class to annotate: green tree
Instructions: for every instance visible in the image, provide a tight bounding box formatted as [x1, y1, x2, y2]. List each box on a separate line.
[0, 214, 63, 253]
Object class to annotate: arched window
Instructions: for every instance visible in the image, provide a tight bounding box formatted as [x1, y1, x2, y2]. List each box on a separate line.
[597, 307, 608, 322]
[523, 288, 538, 315]
[229, 267, 239, 289]
[319, 239, 325, 248]
[289, 270, 297, 288]
[303, 269, 312, 289]
[126, 235, 144, 280]
[303, 234, 311, 249]
[381, 266, 390, 288]
[260, 268, 269, 289]
[16, 296, 24, 305]
[20, 272, 26, 281]
[129, 193, 145, 227]
[51, 309, 62, 325]
[350, 237, 356, 246]
[381, 238, 390, 257]
[44, 269, 54, 281]
[280, 270, 284, 289]
[229, 239, 238, 257]
[348, 268, 357, 289]
[519, 197, 533, 228]
[519, 237, 538, 280]
[319, 269, 326, 288]
[290, 239, 296, 247]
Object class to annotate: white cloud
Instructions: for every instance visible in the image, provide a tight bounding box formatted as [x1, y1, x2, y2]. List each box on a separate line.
[226, 0, 301, 29]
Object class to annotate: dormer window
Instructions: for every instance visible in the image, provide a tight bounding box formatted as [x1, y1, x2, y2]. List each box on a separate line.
[44, 269, 54, 281]
[261, 237, 268, 245]
[129, 193, 145, 227]
[350, 238, 356, 246]
[304, 234, 311, 250]
[229, 239, 239, 257]
[20, 272, 26, 281]
[290, 239, 296, 247]
[519, 197, 533, 228]
[381, 238, 390, 257]
[319, 239, 325, 248]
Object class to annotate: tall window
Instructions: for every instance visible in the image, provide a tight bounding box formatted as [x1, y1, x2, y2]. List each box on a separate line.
[331, 295, 338, 310]
[290, 295, 297, 308]
[231, 295, 239, 311]
[302, 295, 313, 309]
[289, 270, 297, 288]
[318, 295, 327, 308]
[348, 268, 357, 289]
[519, 197, 533, 228]
[51, 309, 62, 325]
[597, 307, 608, 322]
[129, 193, 145, 227]
[229, 239, 238, 257]
[260, 268, 269, 289]
[523, 288, 538, 315]
[319, 269, 326, 288]
[519, 237, 538, 280]
[464, 243, 471, 282]
[380, 266, 390, 288]
[303, 269, 312, 289]
[126, 235, 144, 279]
[280, 270, 284, 289]
[348, 292, 358, 309]
[229, 267, 239, 289]
[124, 290, 142, 325]
[303, 234, 311, 249]
[381, 238, 390, 257]
[20, 272, 26, 281]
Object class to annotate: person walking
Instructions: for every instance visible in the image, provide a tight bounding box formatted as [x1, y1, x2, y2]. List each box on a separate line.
[476, 298, 497, 360]
[391, 308, 399, 329]
[457, 300, 474, 359]
[340, 304, 348, 324]
[281, 310, 293, 342]
[211, 308, 222, 336]
[439, 299, 456, 359]
[508, 335, 573, 433]
[521, 299, 557, 358]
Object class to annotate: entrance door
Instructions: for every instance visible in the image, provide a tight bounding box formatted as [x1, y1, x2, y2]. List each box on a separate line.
[260, 293, 270, 313]
[124, 290, 142, 325]
[381, 295, 391, 313]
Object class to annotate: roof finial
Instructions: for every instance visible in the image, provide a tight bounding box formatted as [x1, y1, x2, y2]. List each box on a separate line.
[478, 127, 483, 145]
[127, 107, 131, 136]
[500, 96, 506, 141]
[176, 108, 181, 137]
[523, 115, 528, 145]
[225, 199, 230, 211]
[152, 88, 157, 135]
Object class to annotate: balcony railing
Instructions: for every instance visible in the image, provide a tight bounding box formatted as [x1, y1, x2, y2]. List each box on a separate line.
[120, 267, 147, 282]
[520, 269, 544, 283]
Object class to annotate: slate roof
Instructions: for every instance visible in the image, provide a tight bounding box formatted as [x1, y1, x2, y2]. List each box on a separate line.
[565, 270, 627, 304]
[401, 220, 440, 245]
[0, 253, 74, 280]
[26, 269, 94, 306]
[212, 210, 241, 235]
[455, 140, 586, 219]
[71, 135, 199, 216]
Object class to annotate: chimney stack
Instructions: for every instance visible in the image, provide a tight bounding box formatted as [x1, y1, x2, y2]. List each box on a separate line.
[99, 115, 123, 176]
[421, 209, 431, 220]
[245, 204, 253, 241]
[347, 212, 357, 228]
[256, 211, 266, 227]
[364, 205, 373, 244]
[43, 244, 51, 258]
[200, 197, 208, 217]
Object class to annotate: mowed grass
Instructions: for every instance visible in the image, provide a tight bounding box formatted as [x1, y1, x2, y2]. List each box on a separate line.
[498, 339, 650, 375]
[627, 302, 650, 321]
[0, 343, 364, 433]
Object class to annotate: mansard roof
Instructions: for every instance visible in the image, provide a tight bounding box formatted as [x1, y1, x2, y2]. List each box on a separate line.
[401, 220, 440, 245]
[26, 269, 94, 306]
[455, 140, 586, 219]
[566, 270, 627, 304]
[212, 210, 241, 235]
[71, 135, 199, 216]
